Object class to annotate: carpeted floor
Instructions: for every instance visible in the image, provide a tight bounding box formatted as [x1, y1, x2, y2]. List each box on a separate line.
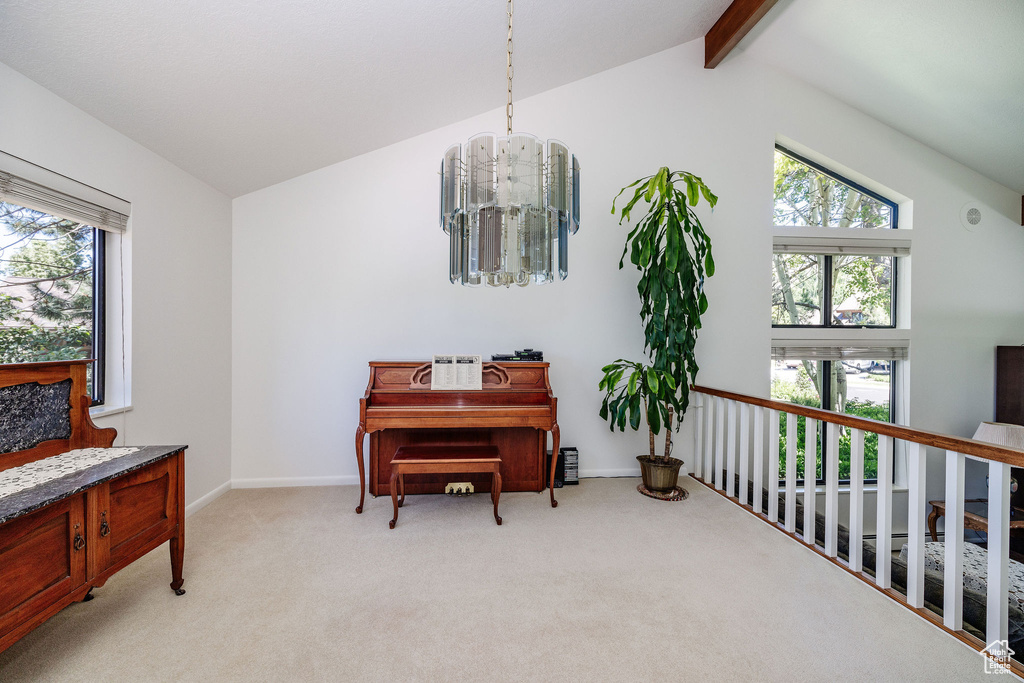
[0, 477, 997, 681]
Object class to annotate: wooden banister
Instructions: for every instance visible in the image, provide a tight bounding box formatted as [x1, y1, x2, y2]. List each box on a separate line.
[690, 384, 1022, 674]
[692, 385, 1024, 467]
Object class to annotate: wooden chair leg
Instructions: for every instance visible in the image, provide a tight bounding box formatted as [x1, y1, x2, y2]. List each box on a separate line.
[927, 507, 939, 543]
[493, 471, 502, 526]
[399, 473, 406, 508]
[389, 471, 400, 529]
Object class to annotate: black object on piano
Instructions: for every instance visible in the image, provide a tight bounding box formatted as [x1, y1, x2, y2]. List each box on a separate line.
[491, 348, 544, 362]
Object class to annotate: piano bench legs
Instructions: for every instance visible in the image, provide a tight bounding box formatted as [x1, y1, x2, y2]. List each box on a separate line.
[388, 445, 503, 529]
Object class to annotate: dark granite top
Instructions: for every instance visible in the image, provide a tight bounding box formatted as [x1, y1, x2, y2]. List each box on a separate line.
[0, 379, 72, 453]
[0, 445, 187, 525]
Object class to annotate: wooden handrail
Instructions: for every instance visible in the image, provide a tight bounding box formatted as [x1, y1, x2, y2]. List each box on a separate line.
[692, 385, 1024, 468]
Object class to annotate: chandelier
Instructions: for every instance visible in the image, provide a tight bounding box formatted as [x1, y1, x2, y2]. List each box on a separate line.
[439, 0, 579, 287]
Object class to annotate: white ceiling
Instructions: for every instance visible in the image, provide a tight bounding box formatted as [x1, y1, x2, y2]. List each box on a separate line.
[0, 0, 1021, 197]
[742, 0, 1024, 194]
[0, 0, 730, 197]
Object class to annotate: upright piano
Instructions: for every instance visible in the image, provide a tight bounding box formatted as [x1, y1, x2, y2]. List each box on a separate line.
[355, 360, 560, 512]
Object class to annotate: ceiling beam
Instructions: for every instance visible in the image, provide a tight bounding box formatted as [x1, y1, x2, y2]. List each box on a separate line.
[704, 0, 779, 69]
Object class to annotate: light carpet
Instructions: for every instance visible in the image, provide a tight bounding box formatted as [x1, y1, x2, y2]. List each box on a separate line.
[0, 477, 997, 681]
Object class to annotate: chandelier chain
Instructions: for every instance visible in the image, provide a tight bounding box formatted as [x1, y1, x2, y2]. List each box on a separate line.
[506, 0, 514, 136]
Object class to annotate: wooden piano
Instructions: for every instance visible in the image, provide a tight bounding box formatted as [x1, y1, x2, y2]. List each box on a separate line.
[355, 360, 560, 512]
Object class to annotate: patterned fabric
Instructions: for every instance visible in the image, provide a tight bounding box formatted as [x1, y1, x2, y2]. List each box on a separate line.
[0, 380, 72, 453]
[0, 447, 140, 498]
[900, 541, 1024, 614]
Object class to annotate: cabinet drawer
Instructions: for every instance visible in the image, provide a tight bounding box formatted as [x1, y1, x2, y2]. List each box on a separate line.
[95, 456, 179, 572]
[0, 496, 86, 636]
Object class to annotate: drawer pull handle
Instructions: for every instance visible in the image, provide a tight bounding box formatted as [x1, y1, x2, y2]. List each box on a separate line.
[73, 524, 85, 552]
[99, 512, 111, 537]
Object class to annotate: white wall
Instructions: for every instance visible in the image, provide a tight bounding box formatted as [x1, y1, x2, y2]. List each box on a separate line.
[232, 39, 1024, 506]
[0, 61, 234, 511]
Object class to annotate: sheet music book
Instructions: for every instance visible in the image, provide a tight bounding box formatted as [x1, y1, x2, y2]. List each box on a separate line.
[431, 354, 482, 390]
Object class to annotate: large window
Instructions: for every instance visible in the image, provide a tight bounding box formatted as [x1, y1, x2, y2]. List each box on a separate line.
[0, 152, 130, 407]
[0, 201, 105, 401]
[771, 145, 906, 484]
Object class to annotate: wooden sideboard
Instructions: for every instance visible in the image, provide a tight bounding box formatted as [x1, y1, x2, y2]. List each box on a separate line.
[0, 360, 187, 654]
[355, 360, 560, 511]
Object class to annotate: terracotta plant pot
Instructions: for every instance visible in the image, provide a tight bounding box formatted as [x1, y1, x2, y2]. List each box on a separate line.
[637, 455, 683, 492]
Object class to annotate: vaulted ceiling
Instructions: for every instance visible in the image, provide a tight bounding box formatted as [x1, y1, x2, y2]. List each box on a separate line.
[742, 0, 1024, 195]
[0, 0, 1020, 197]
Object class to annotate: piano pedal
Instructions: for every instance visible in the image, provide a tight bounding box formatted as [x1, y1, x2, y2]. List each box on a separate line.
[445, 482, 474, 497]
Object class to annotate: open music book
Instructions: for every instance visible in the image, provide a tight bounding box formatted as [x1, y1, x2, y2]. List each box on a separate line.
[431, 354, 483, 390]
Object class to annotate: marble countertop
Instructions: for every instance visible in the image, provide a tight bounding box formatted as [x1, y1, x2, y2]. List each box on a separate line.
[0, 445, 187, 525]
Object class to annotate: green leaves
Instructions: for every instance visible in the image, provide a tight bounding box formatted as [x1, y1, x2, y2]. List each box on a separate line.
[597, 168, 719, 438]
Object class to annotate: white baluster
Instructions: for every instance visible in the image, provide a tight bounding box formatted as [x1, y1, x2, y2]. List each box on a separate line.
[753, 406, 764, 515]
[988, 461, 1011, 644]
[704, 394, 714, 481]
[715, 397, 725, 491]
[804, 418, 817, 546]
[943, 450, 965, 630]
[769, 409, 780, 524]
[693, 395, 704, 481]
[739, 403, 750, 506]
[726, 400, 737, 498]
[906, 441, 927, 608]
[849, 429, 865, 572]
[825, 422, 840, 558]
[876, 435, 893, 589]
[785, 412, 798, 534]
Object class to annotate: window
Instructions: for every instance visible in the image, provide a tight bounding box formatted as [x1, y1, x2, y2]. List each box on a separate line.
[772, 253, 895, 327]
[771, 358, 894, 483]
[0, 151, 130, 406]
[0, 202, 105, 401]
[770, 145, 907, 484]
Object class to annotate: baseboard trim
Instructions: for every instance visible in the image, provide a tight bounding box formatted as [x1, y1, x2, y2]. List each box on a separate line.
[185, 480, 231, 517]
[231, 475, 360, 489]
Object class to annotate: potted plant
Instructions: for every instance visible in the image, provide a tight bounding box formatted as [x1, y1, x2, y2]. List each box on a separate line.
[598, 167, 717, 494]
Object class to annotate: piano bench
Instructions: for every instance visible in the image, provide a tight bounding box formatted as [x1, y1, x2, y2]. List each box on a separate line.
[388, 445, 502, 529]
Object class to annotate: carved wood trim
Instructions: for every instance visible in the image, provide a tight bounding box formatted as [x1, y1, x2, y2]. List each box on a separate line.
[409, 363, 432, 388]
[409, 362, 512, 389]
[482, 364, 511, 388]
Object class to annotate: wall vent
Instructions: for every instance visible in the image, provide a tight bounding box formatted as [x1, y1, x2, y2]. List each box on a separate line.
[960, 202, 985, 232]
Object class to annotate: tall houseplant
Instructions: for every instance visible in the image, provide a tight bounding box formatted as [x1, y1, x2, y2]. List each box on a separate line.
[599, 167, 717, 493]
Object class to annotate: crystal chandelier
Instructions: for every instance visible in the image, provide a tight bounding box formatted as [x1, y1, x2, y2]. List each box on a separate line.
[439, 0, 579, 287]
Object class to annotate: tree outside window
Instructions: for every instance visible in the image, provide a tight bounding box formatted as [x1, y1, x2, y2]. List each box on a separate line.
[771, 147, 900, 483]
[0, 200, 103, 399]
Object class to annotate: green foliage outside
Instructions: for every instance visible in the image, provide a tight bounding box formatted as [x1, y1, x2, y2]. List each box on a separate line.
[771, 150, 895, 415]
[772, 371, 888, 481]
[0, 201, 94, 366]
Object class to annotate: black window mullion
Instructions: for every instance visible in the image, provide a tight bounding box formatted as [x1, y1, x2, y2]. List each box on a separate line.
[91, 228, 106, 405]
[823, 255, 833, 327]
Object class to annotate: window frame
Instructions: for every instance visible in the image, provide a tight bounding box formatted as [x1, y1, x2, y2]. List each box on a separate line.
[771, 144, 906, 486]
[777, 358, 896, 486]
[775, 145, 899, 231]
[0, 205, 106, 405]
[771, 253, 898, 330]
[91, 227, 106, 405]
